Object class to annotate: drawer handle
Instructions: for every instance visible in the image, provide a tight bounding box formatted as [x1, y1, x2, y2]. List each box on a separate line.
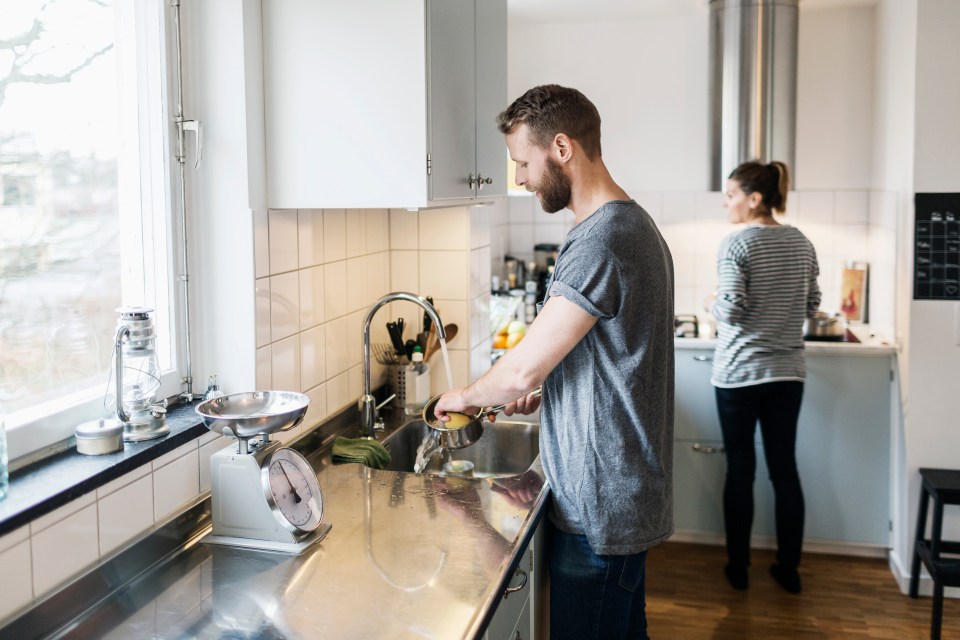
[504, 567, 528, 598]
[693, 355, 713, 362]
[692, 443, 725, 454]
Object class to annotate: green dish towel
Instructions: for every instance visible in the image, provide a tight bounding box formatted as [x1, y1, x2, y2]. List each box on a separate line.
[332, 436, 391, 470]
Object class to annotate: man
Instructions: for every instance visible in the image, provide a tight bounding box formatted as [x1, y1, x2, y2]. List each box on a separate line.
[434, 84, 675, 639]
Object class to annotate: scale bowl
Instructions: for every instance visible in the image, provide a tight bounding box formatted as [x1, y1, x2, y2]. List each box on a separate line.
[196, 390, 309, 438]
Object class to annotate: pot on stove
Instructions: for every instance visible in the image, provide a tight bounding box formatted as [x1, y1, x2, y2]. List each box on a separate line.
[803, 311, 847, 341]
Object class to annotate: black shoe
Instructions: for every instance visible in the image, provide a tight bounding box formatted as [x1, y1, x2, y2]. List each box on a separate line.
[769, 563, 802, 593]
[724, 564, 749, 590]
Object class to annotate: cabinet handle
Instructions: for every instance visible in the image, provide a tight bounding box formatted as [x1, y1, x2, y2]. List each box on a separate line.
[503, 567, 528, 598]
[692, 443, 725, 454]
[469, 173, 494, 190]
[693, 355, 713, 362]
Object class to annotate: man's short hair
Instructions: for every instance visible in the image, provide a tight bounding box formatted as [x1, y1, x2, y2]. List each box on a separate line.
[496, 84, 602, 160]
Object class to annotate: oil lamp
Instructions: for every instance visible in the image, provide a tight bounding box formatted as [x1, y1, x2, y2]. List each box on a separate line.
[112, 307, 168, 441]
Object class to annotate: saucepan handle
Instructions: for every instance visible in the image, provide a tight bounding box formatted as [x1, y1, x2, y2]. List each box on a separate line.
[483, 386, 543, 415]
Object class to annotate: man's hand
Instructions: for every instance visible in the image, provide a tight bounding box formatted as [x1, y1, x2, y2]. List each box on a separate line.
[500, 390, 542, 417]
[490, 469, 544, 507]
[432, 389, 479, 424]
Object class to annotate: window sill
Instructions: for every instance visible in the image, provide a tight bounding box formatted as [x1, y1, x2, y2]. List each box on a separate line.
[0, 401, 207, 537]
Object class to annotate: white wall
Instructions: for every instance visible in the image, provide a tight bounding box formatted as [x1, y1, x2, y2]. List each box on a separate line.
[873, 0, 918, 591]
[508, 14, 710, 191]
[890, 0, 960, 594]
[508, 5, 877, 191]
[796, 6, 877, 189]
[181, 0, 263, 395]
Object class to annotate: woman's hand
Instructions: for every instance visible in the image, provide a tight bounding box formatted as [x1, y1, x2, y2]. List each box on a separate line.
[703, 291, 717, 314]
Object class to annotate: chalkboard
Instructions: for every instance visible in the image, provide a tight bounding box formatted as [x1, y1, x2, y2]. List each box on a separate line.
[914, 193, 960, 300]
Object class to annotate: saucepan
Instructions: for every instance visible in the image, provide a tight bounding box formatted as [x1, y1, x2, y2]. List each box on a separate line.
[803, 310, 847, 341]
[421, 387, 542, 449]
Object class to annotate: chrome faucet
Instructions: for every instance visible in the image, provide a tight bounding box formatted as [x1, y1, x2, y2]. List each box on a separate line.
[360, 292, 446, 438]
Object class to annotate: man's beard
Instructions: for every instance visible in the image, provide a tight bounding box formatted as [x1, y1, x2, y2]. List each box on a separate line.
[532, 156, 571, 213]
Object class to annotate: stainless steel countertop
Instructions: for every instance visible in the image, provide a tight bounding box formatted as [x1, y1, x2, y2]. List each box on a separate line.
[58, 447, 547, 639]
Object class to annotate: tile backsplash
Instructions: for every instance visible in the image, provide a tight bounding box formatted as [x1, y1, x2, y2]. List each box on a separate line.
[254, 206, 494, 432]
[493, 190, 897, 337]
[0, 431, 229, 622]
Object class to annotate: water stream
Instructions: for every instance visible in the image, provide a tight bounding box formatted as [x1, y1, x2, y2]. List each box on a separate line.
[413, 431, 441, 474]
[438, 339, 453, 390]
[413, 337, 456, 474]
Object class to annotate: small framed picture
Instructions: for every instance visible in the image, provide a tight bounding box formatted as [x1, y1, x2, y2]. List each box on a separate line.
[840, 261, 868, 323]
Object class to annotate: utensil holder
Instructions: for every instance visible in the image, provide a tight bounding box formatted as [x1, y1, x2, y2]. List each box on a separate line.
[388, 364, 407, 409]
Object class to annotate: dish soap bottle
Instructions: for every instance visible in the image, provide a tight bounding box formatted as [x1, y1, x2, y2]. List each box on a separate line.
[203, 375, 225, 401]
[404, 347, 430, 415]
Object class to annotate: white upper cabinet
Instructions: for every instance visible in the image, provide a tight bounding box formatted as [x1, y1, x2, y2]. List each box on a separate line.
[261, 0, 507, 210]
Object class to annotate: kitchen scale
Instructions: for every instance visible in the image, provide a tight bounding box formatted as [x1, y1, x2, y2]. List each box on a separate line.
[196, 391, 332, 554]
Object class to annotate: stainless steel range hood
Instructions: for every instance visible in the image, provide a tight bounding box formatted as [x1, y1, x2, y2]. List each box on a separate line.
[709, 0, 799, 190]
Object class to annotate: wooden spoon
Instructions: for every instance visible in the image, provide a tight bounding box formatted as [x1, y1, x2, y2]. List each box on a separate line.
[426, 323, 458, 361]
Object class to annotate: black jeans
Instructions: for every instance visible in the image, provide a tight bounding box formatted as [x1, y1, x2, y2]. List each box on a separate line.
[715, 381, 805, 570]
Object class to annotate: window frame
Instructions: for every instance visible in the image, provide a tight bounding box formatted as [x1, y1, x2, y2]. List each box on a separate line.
[5, 0, 186, 462]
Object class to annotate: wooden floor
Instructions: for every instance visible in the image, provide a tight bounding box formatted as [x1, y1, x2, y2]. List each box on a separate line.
[645, 542, 960, 639]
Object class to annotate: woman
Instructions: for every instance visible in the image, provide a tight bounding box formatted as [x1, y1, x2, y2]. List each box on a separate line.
[706, 161, 821, 594]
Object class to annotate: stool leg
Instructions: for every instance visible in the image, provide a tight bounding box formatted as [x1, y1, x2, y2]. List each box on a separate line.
[910, 486, 929, 599]
[930, 499, 944, 558]
[930, 580, 943, 640]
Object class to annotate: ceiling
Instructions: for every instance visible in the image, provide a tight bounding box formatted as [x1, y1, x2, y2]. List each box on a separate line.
[508, 0, 879, 24]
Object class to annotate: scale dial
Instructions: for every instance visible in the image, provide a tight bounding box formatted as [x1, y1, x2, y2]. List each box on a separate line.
[261, 447, 324, 534]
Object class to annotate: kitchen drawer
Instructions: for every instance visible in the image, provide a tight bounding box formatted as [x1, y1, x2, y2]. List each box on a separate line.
[484, 564, 531, 640]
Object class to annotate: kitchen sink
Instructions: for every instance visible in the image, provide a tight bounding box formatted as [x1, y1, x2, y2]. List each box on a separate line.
[381, 419, 539, 478]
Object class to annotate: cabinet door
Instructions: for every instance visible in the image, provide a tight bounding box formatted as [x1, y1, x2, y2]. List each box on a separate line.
[673, 439, 775, 537]
[484, 566, 531, 640]
[262, 0, 428, 209]
[674, 349, 722, 441]
[797, 355, 891, 545]
[474, 0, 508, 197]
[428, 0, 476, 201]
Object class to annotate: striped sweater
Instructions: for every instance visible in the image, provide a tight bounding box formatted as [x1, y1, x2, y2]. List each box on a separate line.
[710, 224, 821, 388]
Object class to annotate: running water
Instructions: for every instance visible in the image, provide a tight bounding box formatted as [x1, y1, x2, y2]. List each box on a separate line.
[413, 337, 456, 474]
[439, 339, 454, 390]
[414, 430, 441, 473]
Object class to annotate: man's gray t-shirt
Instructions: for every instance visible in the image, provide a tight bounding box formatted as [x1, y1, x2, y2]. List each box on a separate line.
[539, 200, 674, 555]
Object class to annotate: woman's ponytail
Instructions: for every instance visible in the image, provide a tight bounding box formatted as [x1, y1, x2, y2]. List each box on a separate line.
[728, 160, 791, 215]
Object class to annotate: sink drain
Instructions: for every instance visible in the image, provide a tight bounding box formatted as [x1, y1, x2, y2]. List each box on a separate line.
[442, 460, 475, 477]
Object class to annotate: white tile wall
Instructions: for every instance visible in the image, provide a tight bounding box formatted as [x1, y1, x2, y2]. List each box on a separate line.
[495, 190, 898, 335]
[98, 475, 153, 555]
[0, 527, 32, 620]
[32, 503, 98, 597]
[268, 210, 299, 275]
[0, 437, 227, 623]
[152, 444, 200, 522]
[297, 209, 324, 268]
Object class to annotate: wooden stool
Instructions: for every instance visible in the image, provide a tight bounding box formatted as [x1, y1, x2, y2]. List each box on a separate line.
[909, 468, 960, 640]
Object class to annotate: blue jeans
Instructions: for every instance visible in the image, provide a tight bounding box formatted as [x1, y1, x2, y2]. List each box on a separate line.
[548, 519, 650, 640]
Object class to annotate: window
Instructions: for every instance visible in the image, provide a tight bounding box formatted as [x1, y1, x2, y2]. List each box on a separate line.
[0, 0, 182, 460]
